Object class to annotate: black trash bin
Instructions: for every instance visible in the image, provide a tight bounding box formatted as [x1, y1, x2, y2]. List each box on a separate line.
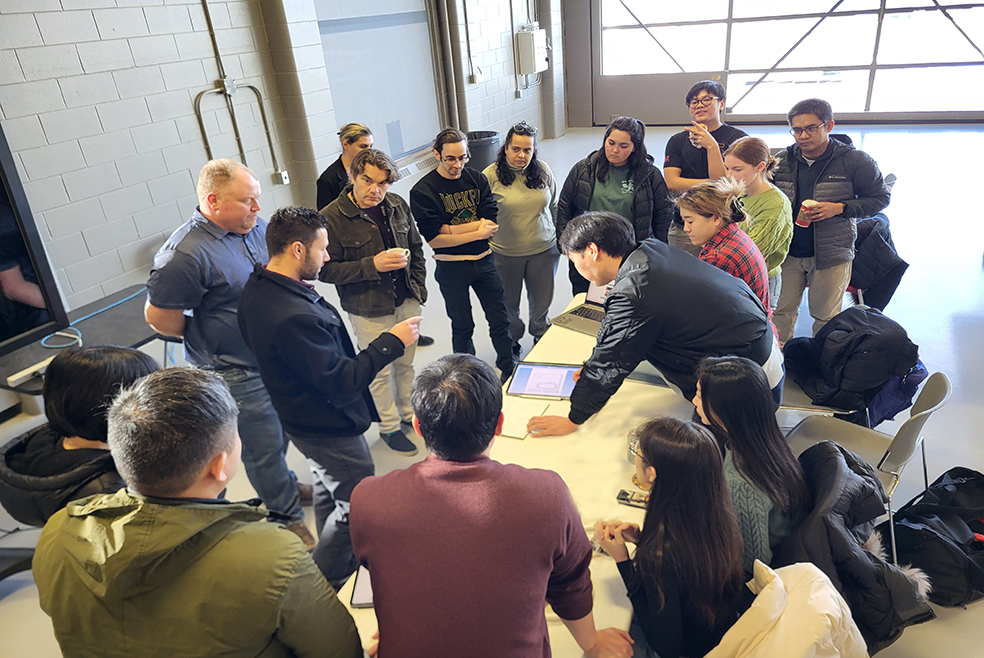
[466, 131, 500, 171]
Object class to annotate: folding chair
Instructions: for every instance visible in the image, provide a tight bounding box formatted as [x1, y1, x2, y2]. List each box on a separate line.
[785, 372, 952, 563]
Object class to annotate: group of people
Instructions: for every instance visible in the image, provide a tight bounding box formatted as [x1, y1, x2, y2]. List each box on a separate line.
[1, 81, 891, 657]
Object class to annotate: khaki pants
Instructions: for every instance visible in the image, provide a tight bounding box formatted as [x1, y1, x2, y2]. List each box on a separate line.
[773, 257, 852, 343]
[348, 299, 420, 434]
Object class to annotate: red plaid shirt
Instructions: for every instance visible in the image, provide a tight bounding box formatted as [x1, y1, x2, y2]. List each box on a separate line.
[699, 223, 778, 338]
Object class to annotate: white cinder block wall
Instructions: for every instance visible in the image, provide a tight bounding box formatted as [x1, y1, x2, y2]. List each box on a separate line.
[0, 0, 565, 312]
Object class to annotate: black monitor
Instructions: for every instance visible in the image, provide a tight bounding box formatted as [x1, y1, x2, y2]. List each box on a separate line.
[0, 123, 69, 358]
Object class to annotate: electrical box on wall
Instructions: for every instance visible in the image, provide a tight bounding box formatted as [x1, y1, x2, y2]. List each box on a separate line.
[517, 29, 549, 75]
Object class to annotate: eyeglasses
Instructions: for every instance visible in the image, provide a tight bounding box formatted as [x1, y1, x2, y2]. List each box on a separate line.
[628, 439, 642, 459]
[512, 121, 537, 136]
[688, 96, 720, 109]
[789, 124, 824, 137]
[441, 154, 470, 164]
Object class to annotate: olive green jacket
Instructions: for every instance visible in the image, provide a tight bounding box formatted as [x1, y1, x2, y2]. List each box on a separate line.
[33, 489, 361, 658]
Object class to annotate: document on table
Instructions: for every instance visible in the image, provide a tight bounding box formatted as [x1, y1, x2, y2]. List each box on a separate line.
[500, 398, 553, 439]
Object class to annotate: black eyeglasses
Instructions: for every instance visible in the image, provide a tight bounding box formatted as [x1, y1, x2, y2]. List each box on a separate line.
[789, 124, 823, 137]
[688, 96, 720, 109]
[441, 154, 470, 164]
[512, 121, 537, 136]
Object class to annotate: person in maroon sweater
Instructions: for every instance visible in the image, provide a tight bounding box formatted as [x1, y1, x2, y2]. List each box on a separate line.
[349, 354, 633, 658]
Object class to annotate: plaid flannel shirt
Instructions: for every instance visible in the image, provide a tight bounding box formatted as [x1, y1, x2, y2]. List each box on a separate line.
[699, 223, 778, 340]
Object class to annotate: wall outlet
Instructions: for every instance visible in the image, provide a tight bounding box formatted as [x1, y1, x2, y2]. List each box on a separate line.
[278, 170, 290, 185]
[469, 69, 484, 84]
[515, 89, 524, 99]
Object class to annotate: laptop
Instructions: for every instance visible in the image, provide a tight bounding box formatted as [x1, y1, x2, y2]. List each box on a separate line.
[550, 282, 612, 336]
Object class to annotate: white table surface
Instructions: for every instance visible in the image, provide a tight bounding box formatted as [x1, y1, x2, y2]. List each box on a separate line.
[338, 295, 696, 656]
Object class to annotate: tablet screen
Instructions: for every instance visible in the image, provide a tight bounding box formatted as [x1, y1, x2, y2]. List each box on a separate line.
[507, 363, 579, 399]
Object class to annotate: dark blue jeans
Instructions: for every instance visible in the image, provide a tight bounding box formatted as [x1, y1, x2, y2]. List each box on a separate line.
[217, 367, 303, 524]
[435, 256, 514, 374]
[287, 431, 374, 591]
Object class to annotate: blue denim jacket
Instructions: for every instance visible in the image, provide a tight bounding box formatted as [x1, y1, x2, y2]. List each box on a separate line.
[318, 188, 427, 318]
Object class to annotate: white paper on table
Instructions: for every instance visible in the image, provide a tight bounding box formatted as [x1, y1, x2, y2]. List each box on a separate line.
[500, 399, 552, 439]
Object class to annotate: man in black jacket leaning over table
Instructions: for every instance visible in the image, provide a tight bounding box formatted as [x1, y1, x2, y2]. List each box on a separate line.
[238, 205, 421, 589]
[528, 211, 784, 437]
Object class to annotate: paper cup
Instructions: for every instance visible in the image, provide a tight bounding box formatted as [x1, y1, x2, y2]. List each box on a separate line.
[386, 247, 410, 258]
[796, 199, 818, 227]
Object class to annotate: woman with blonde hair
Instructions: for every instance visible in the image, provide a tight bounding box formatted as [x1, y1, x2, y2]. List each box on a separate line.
[316, 122, 374, 210]
[724, 137, 793, 310]
[676, 178, 772, 314]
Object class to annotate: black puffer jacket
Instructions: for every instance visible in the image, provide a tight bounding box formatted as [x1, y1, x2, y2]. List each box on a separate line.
[0, 425, 125, 527]
[784, 305, 918, 411]
[851, 213, 908, 311]
[774, 441, 935, 654]
[555, 150, 673, 242]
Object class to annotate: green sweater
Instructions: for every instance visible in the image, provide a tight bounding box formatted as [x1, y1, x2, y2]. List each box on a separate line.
[724, 449, 798, 575]
[33, 489, 362, 658]
[741, 185, 793, 278]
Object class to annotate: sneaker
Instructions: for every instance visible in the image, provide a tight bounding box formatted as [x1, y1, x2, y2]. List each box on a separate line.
[418, 334, 435, 347]
[380, 430, 419, 455]
[511, 342, 522, 357]
[884, 173, 897, 192]
[286, 520, 317, 551]
[298, 482, 313, 507]
[500, 366, 514, 385]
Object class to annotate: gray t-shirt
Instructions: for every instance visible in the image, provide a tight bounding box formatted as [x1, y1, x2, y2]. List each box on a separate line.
[147, 208, 268, 369]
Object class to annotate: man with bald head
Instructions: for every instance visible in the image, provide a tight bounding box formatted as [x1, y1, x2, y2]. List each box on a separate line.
[145, 159, 314, 549]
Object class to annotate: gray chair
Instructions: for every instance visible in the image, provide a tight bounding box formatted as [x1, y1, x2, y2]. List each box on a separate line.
[785, 372, 951, 563]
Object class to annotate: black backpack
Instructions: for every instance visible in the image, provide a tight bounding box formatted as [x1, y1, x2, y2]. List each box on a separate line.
[877, 467, 984, 606]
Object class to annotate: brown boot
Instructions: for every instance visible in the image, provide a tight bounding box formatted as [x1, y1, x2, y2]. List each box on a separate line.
[286, 521, 317, 551]
[298, 482, 314, 507]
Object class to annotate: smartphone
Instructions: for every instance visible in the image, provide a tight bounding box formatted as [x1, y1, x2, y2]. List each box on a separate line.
[617, 489, 649, 509]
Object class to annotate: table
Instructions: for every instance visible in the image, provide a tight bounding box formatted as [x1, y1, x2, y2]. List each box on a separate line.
[338, 295, 695, 655]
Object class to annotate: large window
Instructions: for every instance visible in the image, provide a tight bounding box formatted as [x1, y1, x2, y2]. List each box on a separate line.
[598, 1, 984, 117]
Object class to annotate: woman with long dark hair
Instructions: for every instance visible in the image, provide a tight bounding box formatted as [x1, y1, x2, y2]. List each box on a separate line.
[693, 355, 811, 574]
[556, 116, 674, 294]
[482, 122, 559, 353]
[596, 417, 753, 658]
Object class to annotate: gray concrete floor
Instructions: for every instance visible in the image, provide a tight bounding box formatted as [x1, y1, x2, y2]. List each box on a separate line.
[2, 123, 983, 655]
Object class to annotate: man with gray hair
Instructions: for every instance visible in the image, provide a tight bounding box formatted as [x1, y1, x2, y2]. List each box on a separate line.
[319, 148, 428, 455]
[33, 367, 362, 658]
[145, 159, 314, 548]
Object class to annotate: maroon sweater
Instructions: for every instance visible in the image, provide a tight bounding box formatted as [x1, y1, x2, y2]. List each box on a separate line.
[350, 454, 593, 658]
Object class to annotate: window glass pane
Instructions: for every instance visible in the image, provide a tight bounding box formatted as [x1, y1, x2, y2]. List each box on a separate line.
[781, 14, 878, 68]
[885, 0, 935, 8]
[870, 65, 984, 111]
[602, 24, 727, 75]
[728, 69, 871, 115]
[733, 0, 879, 19]
[947, 7, 984, 47]
[878, 10, 984, 64]
[730, 17, 816, 69]
[602, 0, 728, 27]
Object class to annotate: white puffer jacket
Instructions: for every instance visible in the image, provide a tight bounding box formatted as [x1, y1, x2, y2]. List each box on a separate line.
[707, 561, 868, 658]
